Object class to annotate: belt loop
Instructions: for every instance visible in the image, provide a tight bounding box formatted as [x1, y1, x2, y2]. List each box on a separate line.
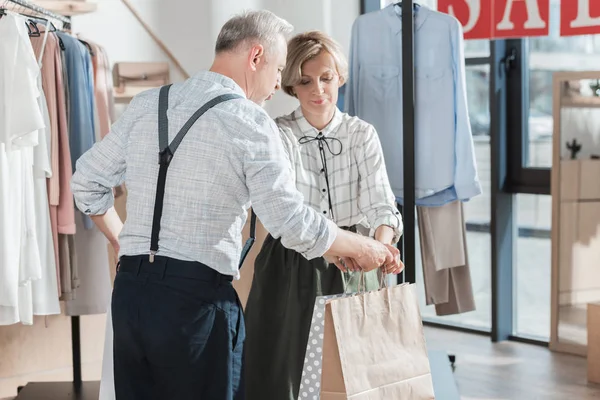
[135, 256, 143, 276]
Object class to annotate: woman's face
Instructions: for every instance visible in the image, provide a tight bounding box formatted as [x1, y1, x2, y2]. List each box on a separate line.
[293, 51, 342, 118]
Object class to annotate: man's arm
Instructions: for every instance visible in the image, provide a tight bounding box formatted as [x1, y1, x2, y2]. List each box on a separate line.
[91, 208, 124, 262]
[71, 97, 137, 254]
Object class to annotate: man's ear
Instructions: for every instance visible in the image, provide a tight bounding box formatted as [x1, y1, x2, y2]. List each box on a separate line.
[248, 44, 265, 71]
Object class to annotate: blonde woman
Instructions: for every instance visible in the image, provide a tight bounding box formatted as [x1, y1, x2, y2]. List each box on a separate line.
[243, 31, 404, 400]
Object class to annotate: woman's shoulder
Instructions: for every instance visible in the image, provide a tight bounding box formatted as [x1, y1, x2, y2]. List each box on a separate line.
[338, 111, 376, 137]
[274, 110, 296, 131]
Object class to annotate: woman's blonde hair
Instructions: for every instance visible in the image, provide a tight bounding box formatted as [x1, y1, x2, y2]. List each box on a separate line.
[282, 31, 348, 97]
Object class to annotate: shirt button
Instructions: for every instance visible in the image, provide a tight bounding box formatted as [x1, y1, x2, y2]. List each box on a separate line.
[322, 189, 326, 192]
[320, 169, 324, 173]
[323, 211, 327, 214]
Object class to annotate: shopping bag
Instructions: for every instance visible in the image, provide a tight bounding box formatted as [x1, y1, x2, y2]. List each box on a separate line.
[298, 283, 435, 400]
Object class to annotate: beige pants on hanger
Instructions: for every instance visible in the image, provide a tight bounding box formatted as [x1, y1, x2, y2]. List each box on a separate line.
[417, 200, 476, 316]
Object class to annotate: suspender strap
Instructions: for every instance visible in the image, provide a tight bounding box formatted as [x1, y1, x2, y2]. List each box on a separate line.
[149, 84, 244, 262]
[239, 209, 257, 268]
[149, 84, 173, 261]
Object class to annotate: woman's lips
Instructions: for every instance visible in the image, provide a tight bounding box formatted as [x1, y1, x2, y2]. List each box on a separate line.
[312, 99, 326, 105]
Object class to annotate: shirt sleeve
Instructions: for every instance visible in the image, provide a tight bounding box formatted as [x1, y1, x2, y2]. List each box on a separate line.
[451, 20, 482, 200]
[70, 94, 137, 216]
[244, 118, 337, 260]
[353, 123, 403, 243]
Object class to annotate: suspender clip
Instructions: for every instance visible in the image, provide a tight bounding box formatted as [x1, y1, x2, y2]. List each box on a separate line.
[149, 251, 156, 263]
[158, 148, 173, 166]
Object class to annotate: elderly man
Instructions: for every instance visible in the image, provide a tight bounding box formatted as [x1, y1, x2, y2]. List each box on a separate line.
[71, 10, 400, 400]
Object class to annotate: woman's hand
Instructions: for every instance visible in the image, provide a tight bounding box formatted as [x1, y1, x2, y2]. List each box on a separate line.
[381, 244, 404, 275]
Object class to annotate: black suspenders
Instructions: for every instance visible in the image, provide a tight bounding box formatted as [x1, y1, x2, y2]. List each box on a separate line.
[149, 84, 257, 269]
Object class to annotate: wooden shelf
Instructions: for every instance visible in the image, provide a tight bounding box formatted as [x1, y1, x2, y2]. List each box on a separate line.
[30, 1, 97, 16]
[561, 95, 600, 108]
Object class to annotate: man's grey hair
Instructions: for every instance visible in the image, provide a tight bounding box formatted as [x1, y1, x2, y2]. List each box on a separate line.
[215, 10, 294, 53]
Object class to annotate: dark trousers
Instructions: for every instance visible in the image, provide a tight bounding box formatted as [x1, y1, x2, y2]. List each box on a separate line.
[112, 255, 245, 400]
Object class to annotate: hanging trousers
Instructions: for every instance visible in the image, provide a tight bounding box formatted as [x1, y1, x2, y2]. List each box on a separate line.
[111, 255, 245, 400]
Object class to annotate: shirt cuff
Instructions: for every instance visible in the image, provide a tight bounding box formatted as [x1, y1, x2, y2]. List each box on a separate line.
[74, 192, 115, 217]
[301, 218, 338, 260]
[455, 181, 482, 201]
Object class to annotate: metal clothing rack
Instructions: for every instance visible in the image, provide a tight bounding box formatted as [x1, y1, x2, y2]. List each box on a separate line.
[396, 1, 460, 398]
[2, 2, 98, 398]
[2, 0, 71, 26]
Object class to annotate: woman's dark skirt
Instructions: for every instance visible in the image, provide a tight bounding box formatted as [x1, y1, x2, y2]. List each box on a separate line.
[243, 233, 380, 400]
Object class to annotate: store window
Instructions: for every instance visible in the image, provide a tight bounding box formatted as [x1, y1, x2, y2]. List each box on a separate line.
[419, 65, 492, 331]
[527, 0, 600, 168]
[514, 194, 552, 340]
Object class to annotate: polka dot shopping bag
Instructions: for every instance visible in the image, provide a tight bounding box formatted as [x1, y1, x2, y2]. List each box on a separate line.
[298, 283, 435, 400]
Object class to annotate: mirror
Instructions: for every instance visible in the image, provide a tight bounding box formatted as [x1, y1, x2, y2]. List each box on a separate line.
[551, 72, 600, 355]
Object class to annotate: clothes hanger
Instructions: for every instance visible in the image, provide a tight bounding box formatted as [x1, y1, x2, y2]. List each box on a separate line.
[23, 14, 58, 32]
[393, 0, 421, 11]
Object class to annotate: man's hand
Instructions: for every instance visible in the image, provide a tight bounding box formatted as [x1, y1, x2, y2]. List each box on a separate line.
[110, 239, 120, 266]
[324, 255, 361, 272]
[354, 238, 399, 272]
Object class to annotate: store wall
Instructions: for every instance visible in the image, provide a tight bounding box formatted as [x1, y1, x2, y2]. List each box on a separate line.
[72, 0, 360, 118]
[0, 1, 360, 397]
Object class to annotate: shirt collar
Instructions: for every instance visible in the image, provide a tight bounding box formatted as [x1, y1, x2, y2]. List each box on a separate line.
[292, 106, 343, 138]
[384, 2, 429, 34]
[192, 70, 248, 98]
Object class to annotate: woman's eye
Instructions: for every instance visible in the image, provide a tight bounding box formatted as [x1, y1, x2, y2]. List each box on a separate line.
[300, 80, 310, 85]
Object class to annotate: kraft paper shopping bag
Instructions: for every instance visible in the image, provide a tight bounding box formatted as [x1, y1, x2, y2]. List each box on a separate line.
[299, 283, 435, 400]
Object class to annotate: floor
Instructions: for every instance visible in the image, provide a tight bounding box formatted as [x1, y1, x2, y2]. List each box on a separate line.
[2, 326, 598, 400]
[425, 326, 600, 400]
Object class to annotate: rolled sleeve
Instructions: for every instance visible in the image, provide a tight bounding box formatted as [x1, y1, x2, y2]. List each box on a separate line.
[373, 215, 403, 244]
[71, 97, 135, 216]
[244, 119, 336, 260]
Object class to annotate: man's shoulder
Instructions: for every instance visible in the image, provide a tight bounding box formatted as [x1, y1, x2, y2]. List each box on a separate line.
[225, 98, 273, 129]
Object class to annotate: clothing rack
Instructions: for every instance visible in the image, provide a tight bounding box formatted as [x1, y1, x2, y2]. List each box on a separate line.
[400, 0, 416, 285]
[4, 2, 96, 397]
[2, 0, 71, 26]
[397, 1, 460, 398]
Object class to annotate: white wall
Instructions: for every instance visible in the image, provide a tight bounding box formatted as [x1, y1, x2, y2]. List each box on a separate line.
[73, 0, 360, 118]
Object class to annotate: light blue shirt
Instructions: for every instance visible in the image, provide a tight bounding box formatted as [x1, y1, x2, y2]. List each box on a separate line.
[57, 32, 97, 228]
[345, 4, 481, 207]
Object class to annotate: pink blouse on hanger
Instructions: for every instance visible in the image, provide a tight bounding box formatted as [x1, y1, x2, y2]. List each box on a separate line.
[30, 32, 76, 293]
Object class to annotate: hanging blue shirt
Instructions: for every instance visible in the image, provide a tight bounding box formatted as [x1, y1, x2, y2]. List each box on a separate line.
[345, 4, 481, 207]
[57, 32, 97, 228]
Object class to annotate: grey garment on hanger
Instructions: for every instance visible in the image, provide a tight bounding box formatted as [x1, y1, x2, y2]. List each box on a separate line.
[417, 200, 475, 316]
[64, 215, 111, 316]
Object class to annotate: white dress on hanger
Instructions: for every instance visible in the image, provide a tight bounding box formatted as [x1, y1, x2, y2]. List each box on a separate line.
[0, 13, 45, 325]
[31, 77, 60, 317]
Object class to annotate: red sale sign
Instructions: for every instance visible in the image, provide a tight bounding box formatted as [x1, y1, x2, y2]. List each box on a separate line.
[437, 0, 493, 40]
[493, 0, 550, 38]
[561, 0, 600, 36]
[437, 0, 550, 40]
